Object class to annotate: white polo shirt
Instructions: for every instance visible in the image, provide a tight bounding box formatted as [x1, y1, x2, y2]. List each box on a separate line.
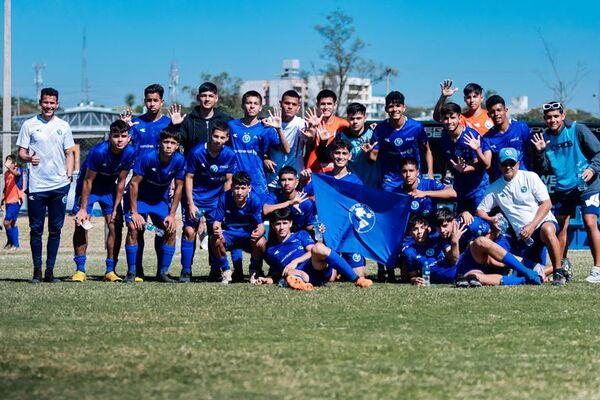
[16, 115, 75, 193]
[478, 170, 556, 231]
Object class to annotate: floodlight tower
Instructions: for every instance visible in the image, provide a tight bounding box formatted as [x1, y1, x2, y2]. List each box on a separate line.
[168, 60, 179, 104]
[80, 27, 90, 105]
[33, 63, 45, 99]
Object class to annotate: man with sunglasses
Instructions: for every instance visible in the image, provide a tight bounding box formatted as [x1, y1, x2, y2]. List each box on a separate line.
[476, 148, 565, 285]
[531, 101, 600, 284]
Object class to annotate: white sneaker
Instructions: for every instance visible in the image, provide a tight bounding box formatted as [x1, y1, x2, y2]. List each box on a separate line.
[585, 270, 600, 284]
[199, 233, 209, 250]
[221, 269, 232, 285]
[533, 264, 546, 281]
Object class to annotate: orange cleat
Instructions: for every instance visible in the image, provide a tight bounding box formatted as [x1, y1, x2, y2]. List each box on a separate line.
[354, 277, 373, 288]
[286, 275, 314, 291]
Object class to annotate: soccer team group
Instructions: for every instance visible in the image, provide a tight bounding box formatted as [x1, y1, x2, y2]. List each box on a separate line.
[5, 79, 600, 289]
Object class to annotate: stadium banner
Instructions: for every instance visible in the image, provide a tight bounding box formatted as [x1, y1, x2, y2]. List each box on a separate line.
[311, 173, 412, 267]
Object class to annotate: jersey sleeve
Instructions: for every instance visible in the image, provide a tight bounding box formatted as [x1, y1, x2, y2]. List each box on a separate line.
[185, 150, 199, 175]
[133, 154, 146, 177]
[371, 125, 382, 150]
[62, 123, 75, 150]
[252, 196, 264, 224]
[477, 188, 496, 213]
[174, 157, 185, 181]
[225, 148, 237, 173]
[16, 123, 31, 149]
[214, 193, 226, 222]
[529, 172, 550, 202]
[263, 191, 278, 206]
[417, 123, 428, 145]
[299, 230, 315, 247]
[264, 127, 281, 153]
[122, 147, 136, 171]
[86, 146, 103, 173]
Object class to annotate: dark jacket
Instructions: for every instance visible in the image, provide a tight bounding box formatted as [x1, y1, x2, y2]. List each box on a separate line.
[174, 107, 232, 155]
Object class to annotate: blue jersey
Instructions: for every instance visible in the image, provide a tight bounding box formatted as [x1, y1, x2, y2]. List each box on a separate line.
[483, 120, 531, 180]
[303, 171, 363, 197]
[440, 127, 490, 198]
[186, 142, 237, 209]
[402, 232, 450, 272]
[338, 128, 381, 188]
[266, 230, 314, 275]
[264, 190, 316, 231]
[130, 114, 171, 154]
[228, 119, 280, 198]
[214, 190, 264, 233]
[372, 118, 428, 186]
[394, 177, 445, 217]
[133, 150, 185, 203]
[78, 141, 136, 194]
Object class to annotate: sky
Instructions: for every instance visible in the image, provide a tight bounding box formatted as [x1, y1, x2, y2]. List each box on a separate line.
[2, 0, 600, 115]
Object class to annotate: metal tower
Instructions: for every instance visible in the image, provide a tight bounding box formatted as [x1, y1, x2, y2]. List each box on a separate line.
[33, 63, 45, 99]
[168, 60, 179, 104]
[80, 27, 90, 105]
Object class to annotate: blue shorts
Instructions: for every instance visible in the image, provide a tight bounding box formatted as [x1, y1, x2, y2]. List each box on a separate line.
[342, 252, 365, 268]
[223, 229, 253, 252]
[73, 191, 118, 216]
[124, 197, 169, 225]
[431, 264, 457, 284]
[297, 259, 334, 286]
[181, 202, 216, 229]
[4, 202, 21, 221]
[512, 220, 559, 265]
[553, 189, 600, 217]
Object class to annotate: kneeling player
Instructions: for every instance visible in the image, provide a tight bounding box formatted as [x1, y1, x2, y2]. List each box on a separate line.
[256, 208, 373, 289]
[71, 120, 135, 282]
[210, 172, 266, 284]
[124, 130, 185, 283]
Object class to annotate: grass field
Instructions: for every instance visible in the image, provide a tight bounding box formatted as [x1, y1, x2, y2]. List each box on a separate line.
[1, 217, 600, 400]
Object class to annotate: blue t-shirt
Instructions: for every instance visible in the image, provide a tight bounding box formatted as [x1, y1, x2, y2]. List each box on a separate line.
[133, 150, 185, 203]
[440, 127, 490, 197]
[372, 118, 428, 186]
[78, 141, 136, 194]
[393, 177, 446, 217]
[266, 230, 314, 275]
[338, 128, 381, 188]
[544, 122, 589, 192]
[303, 171, 363, 197]
[214, 190, 264, 233]
[186, 142, 237, 209]
[483, 120, 531, 180]
[402, 232, 450, 272]
[264, 190, 316, 231]
[228, 119, 280, 198]
[130, 114, 171, 154]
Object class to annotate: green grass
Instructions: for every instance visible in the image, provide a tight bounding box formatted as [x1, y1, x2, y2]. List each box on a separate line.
[1, 218, 600, 399]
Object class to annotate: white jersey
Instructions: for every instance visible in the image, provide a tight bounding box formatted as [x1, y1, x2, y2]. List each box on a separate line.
[478, 170, 556, 231]
[267, 115, 306, 188]
[16, 115, 75, 193]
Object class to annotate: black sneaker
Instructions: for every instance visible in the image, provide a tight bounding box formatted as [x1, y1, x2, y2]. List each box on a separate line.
[466, 274, 482, 288]
[43, 269, 60, 283]
[179, 271, 191, 283]
[455, 276, 469, 288]
[124, 272, 136, 283]
[376, 269, 387, 283]
[207, 269, 221, 282]
[157, 272, 176, 283]
[386, 269, 397, 283]
[232, 268, 244, 283]
[31, 269, 42, 284]
[552, 268, 566, 286]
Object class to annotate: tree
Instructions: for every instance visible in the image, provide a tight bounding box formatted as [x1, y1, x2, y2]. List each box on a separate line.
[124, 93, 135, 109]
[184, 72, 243, 118]
[315, 10, 397, 112]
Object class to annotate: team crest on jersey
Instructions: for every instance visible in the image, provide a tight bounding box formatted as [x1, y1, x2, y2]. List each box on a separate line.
[520, 186, 528, 193]
[410, 200, 420, 210]
[210, 165, 219, 173]
[242, 133, 251, 143]
[352, 253, 362, 262]
[348, 203, 376, 233]
[56, 129, 63, 136]
[394, 138, 403, 146]
[426, 248, 435, 257]
[485, 120, 494, 129]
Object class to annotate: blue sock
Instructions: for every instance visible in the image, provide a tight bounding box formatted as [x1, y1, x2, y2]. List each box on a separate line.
[501, 275, 526, 286]
[249, 257, 262, 274]
[159, 244, 176, 275]
[502, 253, 534, 279]
[105, 258, 116, 274]
[212, 254, 230, 271]
[231, 249, 243, 273]
[74, 255, 87, 273]
[125, 244, 138, 274]
[11, 226, 19, 247]
[181, 239, 194, 273]
[326, 251, 359, 282]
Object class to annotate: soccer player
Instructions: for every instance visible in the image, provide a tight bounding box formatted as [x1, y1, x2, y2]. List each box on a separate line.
[402, 215, 465, 285]
[338, 102, 381, 187]
[439, 102, 491, 213]
[210, 172, 266, 284]
[255, 208, 373, 290]
[124, 129, 185, 283]
[364, 91, 433, 192]
[17, 87, 75, 283]
[483, 95, 532, 180]
[263, 166, 315, 232]
[181, 121, 236, 282]
[304, 89, 350, 172]
[531, 101, 600, 283]
[70, 120, 135, 282]
[476, 148, 565, 285]
[265, 90, 307, 190]
[171, 82, 233, 156]
[434, 207, 491, 254]
[433, 80, 493, 135]
[2, 155, 24, 250]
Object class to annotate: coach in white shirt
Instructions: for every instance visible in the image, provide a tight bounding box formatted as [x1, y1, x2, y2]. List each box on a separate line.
[16, 87, 75, 283]
[476, 147, 565, 285]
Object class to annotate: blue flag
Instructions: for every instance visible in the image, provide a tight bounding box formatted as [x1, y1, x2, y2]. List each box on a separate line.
[311, 173, 412, 267]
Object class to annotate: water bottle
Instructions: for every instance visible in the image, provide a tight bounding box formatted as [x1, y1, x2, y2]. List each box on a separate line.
[314, 216, 323, 241]
[495, 214, 509, 234]
[144, 222, 164, 237]
[577, 161, 589, 192]
[195, 209, 205, 219]
[514, 223, 533, 246]
[422, 261, 431, 287]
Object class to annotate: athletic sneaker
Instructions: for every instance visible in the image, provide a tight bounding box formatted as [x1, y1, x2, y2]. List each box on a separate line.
[207, 269, 221, 282]
[104, 271, 123, 282]
[553, 269, 566, 286]
[124, 272, 136, 284]
[455, 276, 469, 288]
[31, 269, 42, 284]
[466, 274, 482, 288]
[354, 277, 373, 288]
[157, 272, 176, 283]
[43, 269, 60, 283]
[221, 269, 233, 285]
[70, 270, 86, 282]
[533, 264, 546, 282]
[179, 271, 191, 283]
[585, 269, 600, 284]
[135, 276, 144, 283]
[561, 258, 573, 283]
[286, 275, 313, 291]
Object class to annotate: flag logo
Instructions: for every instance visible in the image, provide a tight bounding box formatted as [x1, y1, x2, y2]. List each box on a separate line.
[348, 203, 376, 233]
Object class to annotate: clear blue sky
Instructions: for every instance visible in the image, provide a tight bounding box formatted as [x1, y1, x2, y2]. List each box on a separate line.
[2, 0, 600, 114]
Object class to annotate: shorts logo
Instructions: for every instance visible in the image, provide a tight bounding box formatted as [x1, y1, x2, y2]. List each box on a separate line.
[210, 165, 219, 173]
[394, 138, 403, 146]
[348, 203, 376, 233]
[29, 195, 34, 201]
[62, 195, 67, 204]
[352, 253, 362, 262]
[411, 200, 420, 210]
[426, 248, 435, 257]
[520, 186, 527, 193]
[406, 148, 414, 154]
[242, 134, 251, 143]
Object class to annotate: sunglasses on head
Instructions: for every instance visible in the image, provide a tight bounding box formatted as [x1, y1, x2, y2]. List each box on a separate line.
[500, 160, 517, 168]
[542, 102, 562, 111]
